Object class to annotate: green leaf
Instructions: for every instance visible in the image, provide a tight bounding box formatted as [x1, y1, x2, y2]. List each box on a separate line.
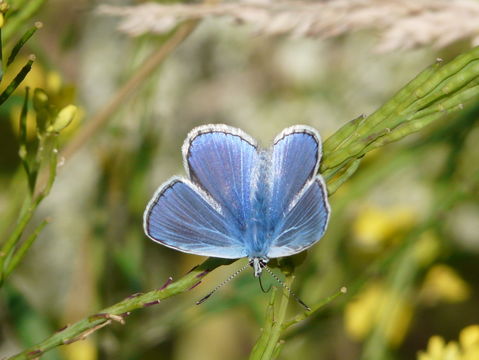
[6, 21, 42, 67]
[0, 56, 34, 106]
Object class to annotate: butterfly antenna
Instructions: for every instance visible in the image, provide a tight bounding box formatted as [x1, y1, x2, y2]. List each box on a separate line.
[262, 266, 311, 311]
[196, 262, 250, 305]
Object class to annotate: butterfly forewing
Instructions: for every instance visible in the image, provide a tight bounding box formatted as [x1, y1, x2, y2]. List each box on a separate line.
[265, 126, 329, 258]
[144, 178, 245, 259]
[183, 125, 259, 229]
[269, 126, 321, 224]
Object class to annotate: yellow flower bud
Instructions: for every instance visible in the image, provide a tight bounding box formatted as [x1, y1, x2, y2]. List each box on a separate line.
[48, 105, 77, 133]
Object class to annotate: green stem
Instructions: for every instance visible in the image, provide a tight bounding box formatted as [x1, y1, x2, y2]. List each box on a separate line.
[0, 57, 34, 106]
[34, 19, 201, 197]
[4, 219, 49, 277]
[321, 46, 479, 172]
[249, 288, 277, 359]
[0, 196, 40, 285]
[282, 287, 347, 330]
[18, 88, 34, 193]
[322, 114, 365, 153]
[6, 21, 42, 67]
[262, 277, 291, 359]
[6, 257, 234, 360]
[59, 20, 199, 163]
[249, 276, 293, 360]
[326, 157, 362, 195]
[2, 0, 46, 42]
[0, 131, 60, 285]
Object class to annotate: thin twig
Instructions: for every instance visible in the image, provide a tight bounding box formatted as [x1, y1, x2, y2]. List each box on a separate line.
[5, 257, 234, 360]
[249, 276, 293, 360]
[62, 320, 112, 345]
[34, 20, 200, 197]
[61, 20, 199, 161]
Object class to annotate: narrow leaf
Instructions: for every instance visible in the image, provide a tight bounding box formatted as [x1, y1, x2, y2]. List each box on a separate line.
[6, 22, 42, 67]
[0, 56, 34, 106]
[4, 219, 49, 277]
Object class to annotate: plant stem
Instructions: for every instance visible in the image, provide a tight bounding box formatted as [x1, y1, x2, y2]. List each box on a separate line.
[249, 276, 293, 360]
[6, 257, 234, 360]
[6, 22, 42, 67]
[60, 20, 199, 162]
[262, 278, 291, 359]
[250, 287, 277, 358]
[282, 287, 347, 330]
[0, 57, 34, 105]
[4, 219, 49, 277]
[0, 196, 40, 285]
[33, 19, 200, 197]
[2, 0, 46, 42]
[321, 46, 479, 174]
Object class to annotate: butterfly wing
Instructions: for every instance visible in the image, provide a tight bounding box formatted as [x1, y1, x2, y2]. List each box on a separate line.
[267, 176, 330, 258]
[144, 177, 245, 258]
[268, 126, 322, 224]
[183, 124, 259, 229]
[266, 125, 330, 257]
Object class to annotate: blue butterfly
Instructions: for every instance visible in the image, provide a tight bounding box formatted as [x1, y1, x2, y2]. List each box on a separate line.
[144, 124, 330, 279]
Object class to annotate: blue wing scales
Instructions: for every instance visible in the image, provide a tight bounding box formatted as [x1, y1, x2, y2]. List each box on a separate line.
[145, 124, 331, 261]
[267, 177, 330, 258]
[183, 125, 259, 229]
[269, 126, 321, 224]
[144, 177, 245, 259]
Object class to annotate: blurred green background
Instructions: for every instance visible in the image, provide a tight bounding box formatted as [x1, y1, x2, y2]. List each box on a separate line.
[0, 1, 478, 360]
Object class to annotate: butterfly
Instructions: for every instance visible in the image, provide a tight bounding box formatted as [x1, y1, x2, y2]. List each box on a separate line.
[144, 124, 330, 279]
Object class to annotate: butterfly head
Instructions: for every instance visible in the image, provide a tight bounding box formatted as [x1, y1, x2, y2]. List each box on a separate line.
[249, 257, 269, 277]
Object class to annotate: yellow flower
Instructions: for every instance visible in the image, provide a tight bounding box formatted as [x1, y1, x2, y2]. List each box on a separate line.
[345, 282, 383, 340]
[418, 336, 460, 360]
[352, 204, 416, 249]
[7, 67, 82, 139]
[344, 281, 412, 346]
[460, 325, 479, 360]
[420, 265, 470, 305]
[418, 325, 479, 360]
[48, 105, 78, 133]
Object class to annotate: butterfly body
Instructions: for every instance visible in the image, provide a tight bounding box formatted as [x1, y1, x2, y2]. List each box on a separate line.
[144, 124, 330, 276]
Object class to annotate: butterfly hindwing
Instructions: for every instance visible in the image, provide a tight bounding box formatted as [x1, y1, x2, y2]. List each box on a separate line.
[267, 176, 330, 258]
[144, 177, 245, 259]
